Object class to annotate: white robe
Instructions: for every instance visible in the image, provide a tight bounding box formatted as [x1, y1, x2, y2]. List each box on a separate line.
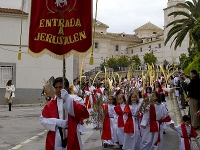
[114, 103, 126, 145]
[70, 94, 86, 133]
[40, 98, 69, 150]
[40, 96, 83, 150]
[140, 104, 173, 150]
[103, 104, 117, 145]
[171, 125, 199, 150]
[123, 103, 142, 150]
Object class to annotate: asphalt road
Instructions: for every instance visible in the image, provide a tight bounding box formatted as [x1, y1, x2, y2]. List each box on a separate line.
[0, 105, 94, 150]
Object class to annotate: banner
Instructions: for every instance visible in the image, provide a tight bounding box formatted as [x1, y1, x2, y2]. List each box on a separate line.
[28, 0, 92, 59]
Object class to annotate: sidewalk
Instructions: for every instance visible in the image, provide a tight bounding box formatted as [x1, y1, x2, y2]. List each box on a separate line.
[175, 97, 200, 149]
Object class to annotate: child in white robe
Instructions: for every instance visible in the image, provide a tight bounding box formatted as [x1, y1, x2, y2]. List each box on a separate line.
[170, 115, 199, 150]
[140, 91, 174, 150]
[114, 94, 126, 149]
[123, 92, 142, 150]
[101, 96, 117, 147]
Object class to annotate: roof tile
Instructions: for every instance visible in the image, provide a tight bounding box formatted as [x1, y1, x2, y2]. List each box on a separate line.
[0, 7, 28, 15]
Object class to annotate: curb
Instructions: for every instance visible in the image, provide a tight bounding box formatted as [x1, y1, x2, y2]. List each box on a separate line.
[0, 103, 42, 108]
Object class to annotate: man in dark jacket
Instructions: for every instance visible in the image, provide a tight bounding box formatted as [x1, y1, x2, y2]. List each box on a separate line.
[179, 76, 187, 109]
[187, 69, 200, 129]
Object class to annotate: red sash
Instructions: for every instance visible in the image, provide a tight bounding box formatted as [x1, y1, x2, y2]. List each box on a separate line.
[96, 88, 103, 95]
[84, 95, 91, 109]
[181, 123, 198, 150]
[114, 105, 124, 127]
[150, 104, 172, 146]
[124, 105, 134, 133]
[150, 105, 158, 132]
[143, 93, 147, 99]
[42, 98, 89, 150]
[101, 104, 112, 140]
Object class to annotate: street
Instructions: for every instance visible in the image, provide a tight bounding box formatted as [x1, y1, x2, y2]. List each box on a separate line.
[0, 99, 192, 150]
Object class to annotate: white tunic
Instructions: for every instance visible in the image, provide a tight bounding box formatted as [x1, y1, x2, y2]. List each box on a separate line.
[103, 104, 117, 145]
[123, 103, 142, 150]
[40, 98, 68, 150]
[40, 96, 83, 150]
[114, 103, 126, 145]
[140, 104, 173, 150]
[171, 125, 199, 150]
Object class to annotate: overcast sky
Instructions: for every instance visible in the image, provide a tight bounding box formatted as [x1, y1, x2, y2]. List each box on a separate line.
[0, 0, 170, 34]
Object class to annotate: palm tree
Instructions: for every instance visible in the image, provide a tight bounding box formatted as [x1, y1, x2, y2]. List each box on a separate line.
[164, 0, 200, 50]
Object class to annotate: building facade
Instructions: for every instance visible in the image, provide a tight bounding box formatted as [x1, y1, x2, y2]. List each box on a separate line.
[0, 5, 76, 104]
[83, 0, 188, 73]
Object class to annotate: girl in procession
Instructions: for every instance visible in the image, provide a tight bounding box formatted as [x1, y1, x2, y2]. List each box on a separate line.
[123, 92, 142, 150]
[101, 95, 117, 148]
[140, 91, 174, 150]
[114, 94, 126, 149]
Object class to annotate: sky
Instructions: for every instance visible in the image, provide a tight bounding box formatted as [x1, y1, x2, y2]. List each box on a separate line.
[0, 0, 169, 34]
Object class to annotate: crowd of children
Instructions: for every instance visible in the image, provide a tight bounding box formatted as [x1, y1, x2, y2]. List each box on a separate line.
[69, 75, 199, 150]
[95, 78, 199, 150]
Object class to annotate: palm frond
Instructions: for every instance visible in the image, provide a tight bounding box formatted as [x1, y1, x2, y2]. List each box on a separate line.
[164, 24, 183, 45]
[168, 11, 191, 18]
[174, 28, 189, 49]
[177, 2, 193, 11]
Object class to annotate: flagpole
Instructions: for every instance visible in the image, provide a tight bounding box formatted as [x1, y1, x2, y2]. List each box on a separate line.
[62, 55, 66, 143]
[18, 0, 24, 60]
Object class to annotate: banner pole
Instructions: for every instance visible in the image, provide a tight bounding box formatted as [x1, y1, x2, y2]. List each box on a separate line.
[62, 55, 66, 143]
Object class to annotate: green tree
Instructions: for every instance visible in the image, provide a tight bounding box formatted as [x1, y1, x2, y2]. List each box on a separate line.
[143, 53, 157, 65]
[184, 54, 200, 74]
[117, 55, 131, 68]
[191, 18, 200, 51]
[164, 0, 200, 50]
[163, 59, 169, 70]
[130, 54, 141, 66]
[100, 61, 107, 71]
[179, 53, 189, 70]
[106, 57, 119, 71]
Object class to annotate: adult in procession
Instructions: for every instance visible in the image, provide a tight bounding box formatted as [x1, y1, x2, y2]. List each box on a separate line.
[40, 77, 89, 150]
[187, 69, 200, 129]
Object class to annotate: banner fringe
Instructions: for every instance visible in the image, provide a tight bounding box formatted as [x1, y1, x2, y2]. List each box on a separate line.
[28, 46, 92, 60]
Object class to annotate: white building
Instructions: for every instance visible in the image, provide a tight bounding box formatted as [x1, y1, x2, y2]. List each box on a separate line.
[82, 0, 189, 73]
[0, 5, 76, 104]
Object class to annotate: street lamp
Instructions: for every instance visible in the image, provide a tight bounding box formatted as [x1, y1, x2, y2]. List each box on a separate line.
[101, 57, 108, 63]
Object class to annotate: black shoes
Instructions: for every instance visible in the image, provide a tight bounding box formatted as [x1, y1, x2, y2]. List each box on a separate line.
[103, 143, 108, 148]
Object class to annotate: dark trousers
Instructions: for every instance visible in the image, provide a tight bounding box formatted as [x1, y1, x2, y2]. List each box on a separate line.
[180, 94, 185, 108]
[189, 98, 200, 128]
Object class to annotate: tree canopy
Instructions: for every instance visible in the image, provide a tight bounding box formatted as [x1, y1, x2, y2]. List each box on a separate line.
[143, 53, 157, 65]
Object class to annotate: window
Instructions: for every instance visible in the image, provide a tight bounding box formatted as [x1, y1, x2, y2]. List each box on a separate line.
[115, 45, 119, 51]
[131, 50, 133, 54]
[94, 42, 98, 49]
[158, 43, 161, 48]
[0, 66, 13, 87]
[153, 32, 157, 34]
[140, 48, 142, 52]
[148, 45, 151, 49]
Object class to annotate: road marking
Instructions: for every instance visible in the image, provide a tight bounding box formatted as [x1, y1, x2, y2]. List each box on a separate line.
[11, 144, 23, 149]
[37, 130, 47, 135]
[21, 139, 31, 144]
[10, 130, 47, 149]
[30, 136, 38, 140]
